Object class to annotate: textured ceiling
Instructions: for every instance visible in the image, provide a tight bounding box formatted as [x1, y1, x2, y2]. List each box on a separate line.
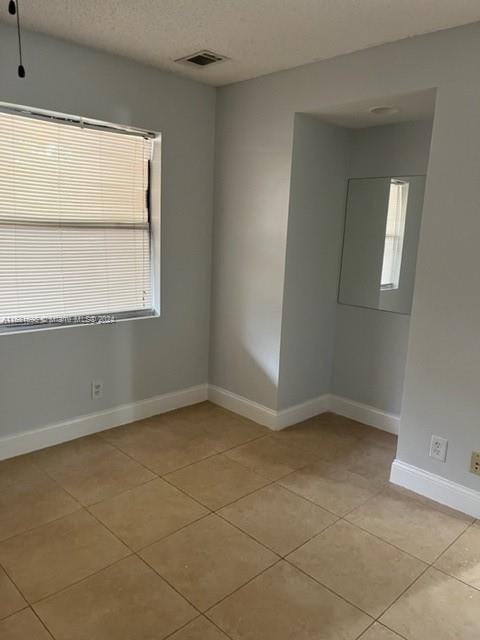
[1, 1, 480, 86]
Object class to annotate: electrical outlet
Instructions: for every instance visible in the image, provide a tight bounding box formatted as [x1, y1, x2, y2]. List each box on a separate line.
[429, 435, 448, 462]
[91, 380, 104, 399]
[470, 451, 480, 476]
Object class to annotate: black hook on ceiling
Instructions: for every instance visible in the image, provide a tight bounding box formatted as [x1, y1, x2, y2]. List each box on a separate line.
[8, 0, 26, 78]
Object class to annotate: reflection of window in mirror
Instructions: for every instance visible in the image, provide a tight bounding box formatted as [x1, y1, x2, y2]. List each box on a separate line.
[380, 179, 409, 291]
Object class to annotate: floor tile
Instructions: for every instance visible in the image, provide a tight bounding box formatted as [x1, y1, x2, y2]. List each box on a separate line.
[359, 622, 403, 639]
[0, 510, 130, 602]
[30, 435, 155, 505]
[90, 478, 208, 550]
[288, 520, 426, 617]
[279, 460, 381, 516]
[314, 414, 397, 451]
[208, 561, 372, 640]
[140, 514, 277, 611]
[315, 412, 370, 437]
[196, 412, 268, 449]
[356, 425, 398, 452]
[0, 566, 26, 620]
[225, 435, 317, 480]
[434, 521, 480, 589]
[101, 419, 223, 475]
[273, 418, 358, 460]
[0, 455, 47, 487]
[380, 568, 480, 640]
[165, 455, 269, 510]
[2, 407, 474, 640]
[330, 441, 395, 484]
[219, 484, 337, 555]
[0, 456, 79, 542]
[175, 401, 227, 421]
[0, 609, 53, 640]
[34, 556, 196, 640]
[346, 486, 472, 562]
[168, 616, 229, 639]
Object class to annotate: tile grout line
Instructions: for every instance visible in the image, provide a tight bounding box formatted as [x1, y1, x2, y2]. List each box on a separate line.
[373, 513, 479, 638]
[4, 410, 395, 547]
[1, 416, 267, 551]
[336, 517, 437, 565]
[161, 471, 273, 513]
[30, 604, 59, 640]
[161, 613, 234, 640]
[0, 604, 29, 624]
[82, 438, 293, 639]
[102, 419, 270, 477]
[353, 620, 377, 640]
[23, 490, 475, 640]
[282, 555, 377, 623]
[433, 564, 480, 594]
[87, 499, 213, 556]
[2, 435, 281, 626]
[202, 557, 284, 618]
[49, 428, 288, 638]
[3, 410, 477, 640]
[276, 475, 387, 518]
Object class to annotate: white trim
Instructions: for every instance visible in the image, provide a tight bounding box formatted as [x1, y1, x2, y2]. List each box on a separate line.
[390, 459, 480, 518]
[276, 394, 331, 430]
[328, 395, 399, 435]
[208, 385, 278, 429]
[207, 385, 330, 430]
[207, 386, 397, 433]
[0, 384, 400, 461]
[0, 384, 208, 461]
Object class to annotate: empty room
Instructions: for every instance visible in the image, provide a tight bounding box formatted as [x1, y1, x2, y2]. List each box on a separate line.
[1, 2, 480, 639]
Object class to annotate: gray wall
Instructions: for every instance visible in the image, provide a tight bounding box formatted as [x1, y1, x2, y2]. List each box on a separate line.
[277, 115, 349, 410]
[211, 22, 480, 490]
[209, 77, 292, 408]
[348, 120, 433, 179]
[332, 120, 433, 414]
[0, 24, 216, 438]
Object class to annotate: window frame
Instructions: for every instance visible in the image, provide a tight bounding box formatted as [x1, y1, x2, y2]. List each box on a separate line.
[0, 102, 161, 335]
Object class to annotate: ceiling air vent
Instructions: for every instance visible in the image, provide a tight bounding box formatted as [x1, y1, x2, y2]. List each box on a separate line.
[175, 50, 227, 68]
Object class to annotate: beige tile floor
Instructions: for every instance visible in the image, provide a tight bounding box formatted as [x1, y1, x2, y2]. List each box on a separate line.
[0, 403, 478, 640]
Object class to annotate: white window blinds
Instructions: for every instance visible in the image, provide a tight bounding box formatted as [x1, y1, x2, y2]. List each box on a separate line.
[0, 110, 154, 327]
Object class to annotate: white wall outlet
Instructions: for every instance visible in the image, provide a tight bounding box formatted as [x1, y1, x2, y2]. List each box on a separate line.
[470, 451, 480, 476]
[91, 380, 104, 400]
[429, 435, 448, 462]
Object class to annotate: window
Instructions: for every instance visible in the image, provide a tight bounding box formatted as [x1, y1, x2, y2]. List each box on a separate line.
[380, 179, 409, 291]
[0, 107, 158, 331]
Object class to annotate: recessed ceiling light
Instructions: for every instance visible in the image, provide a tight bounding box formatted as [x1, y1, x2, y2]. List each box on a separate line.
[368, 106, 399, 116]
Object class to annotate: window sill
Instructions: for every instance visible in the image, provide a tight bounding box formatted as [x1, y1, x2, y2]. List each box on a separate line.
[0, 310, 159, 336]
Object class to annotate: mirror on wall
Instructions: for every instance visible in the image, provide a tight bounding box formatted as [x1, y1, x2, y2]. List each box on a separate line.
[338, 175, 426, 314]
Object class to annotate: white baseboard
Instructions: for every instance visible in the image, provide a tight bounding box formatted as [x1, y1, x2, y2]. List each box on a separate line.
[208, 385, 278, 429]
[390, 459, 480, 519]
[276, 395, 331, 430]
[0, 383, 396, 461]
[0, 384, 208, 461]
[208, 385, 330, 431]
[328, 395, 400, 435]
[207, 386, 397, 433]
